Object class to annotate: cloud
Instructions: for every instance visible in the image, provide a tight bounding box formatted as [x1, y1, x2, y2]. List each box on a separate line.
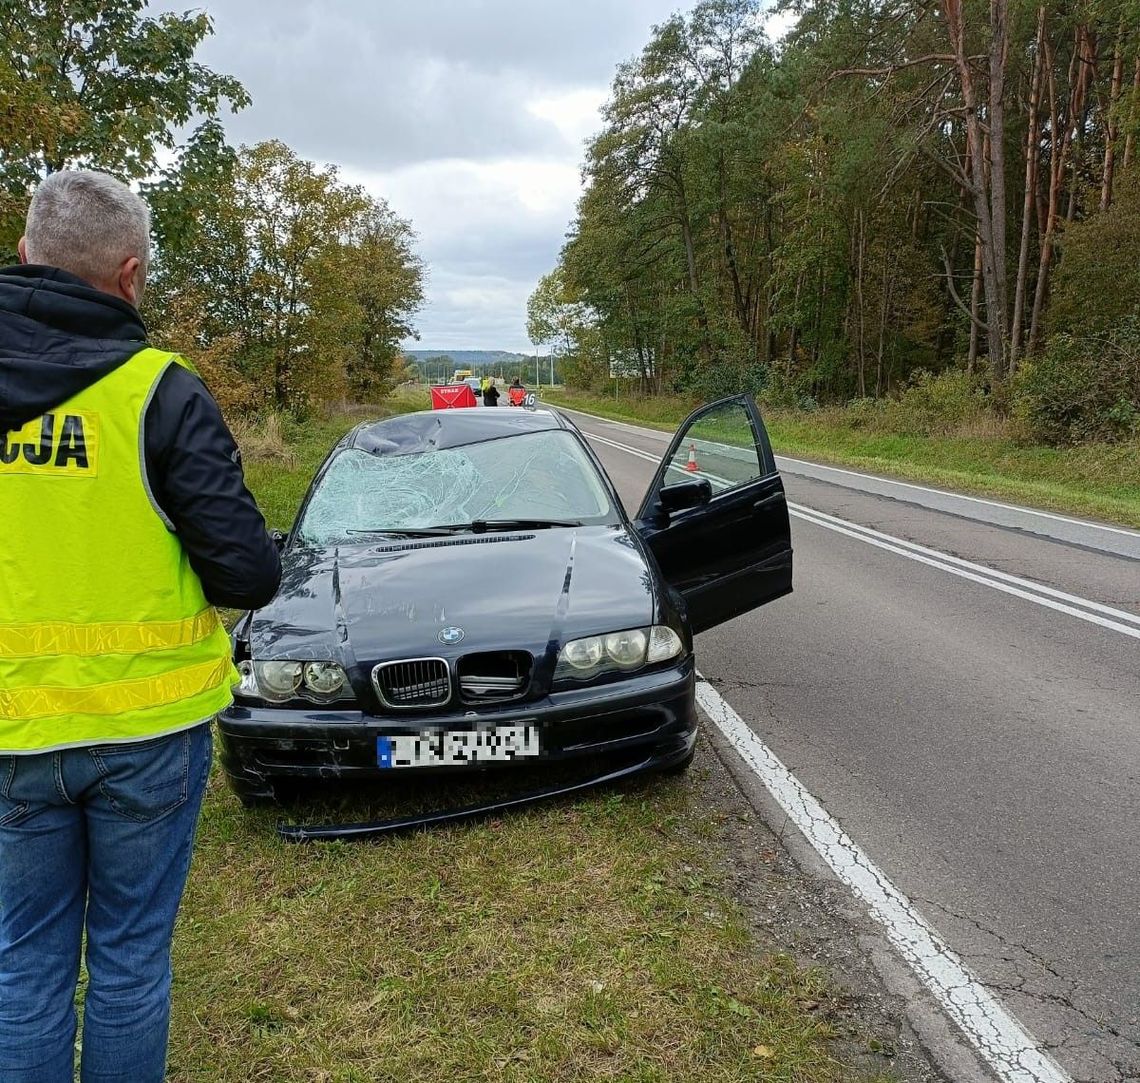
[345, 157, 580, 351]
[178, 1, 785, 350]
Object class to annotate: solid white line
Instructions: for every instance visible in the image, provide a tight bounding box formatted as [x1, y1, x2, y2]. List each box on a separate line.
[697, 680, 1072, 1081]
[557, 402, 1139, 540]
[585, 430, 667, 463]
[695, 678, 1072, 1083]
[777, 455, 1140, 539]
[583, 429, 1140, 640]
[790, 506, 1140, 642]
[789, 502, 1140, 630]
[580, 407, 1076, 1077]
[555, 403, 672, 441]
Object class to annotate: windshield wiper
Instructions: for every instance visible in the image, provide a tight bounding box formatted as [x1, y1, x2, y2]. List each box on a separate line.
[466, 518, 583, 532]
[345, 519, 583, 538]
[346, 526, 469, 538]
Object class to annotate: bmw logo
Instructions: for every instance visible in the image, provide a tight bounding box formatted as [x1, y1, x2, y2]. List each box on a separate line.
[438, 626, 465, 645]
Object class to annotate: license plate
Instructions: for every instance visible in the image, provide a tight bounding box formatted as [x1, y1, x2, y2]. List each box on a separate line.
[377, 724, 541, 769]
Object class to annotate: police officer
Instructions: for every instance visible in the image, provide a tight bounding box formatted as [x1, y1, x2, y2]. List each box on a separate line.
[0, 171, 281, 1082]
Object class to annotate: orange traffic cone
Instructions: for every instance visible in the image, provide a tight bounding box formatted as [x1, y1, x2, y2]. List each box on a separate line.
[685, 443, 699, 472]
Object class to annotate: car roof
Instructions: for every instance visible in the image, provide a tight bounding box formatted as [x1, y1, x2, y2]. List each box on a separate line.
[346, 406, 571, 456]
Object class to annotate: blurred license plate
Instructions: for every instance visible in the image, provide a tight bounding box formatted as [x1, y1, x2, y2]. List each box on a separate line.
[377, 724, 540, 769]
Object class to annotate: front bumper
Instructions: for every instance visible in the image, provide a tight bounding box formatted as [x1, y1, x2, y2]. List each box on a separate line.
[217, 657, 697, 803]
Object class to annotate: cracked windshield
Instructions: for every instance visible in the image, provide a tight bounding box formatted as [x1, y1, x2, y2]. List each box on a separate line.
[297, 431, 613, 544]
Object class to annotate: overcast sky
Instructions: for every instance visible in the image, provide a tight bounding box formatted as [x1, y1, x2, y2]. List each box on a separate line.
[186, 1, 729, 352]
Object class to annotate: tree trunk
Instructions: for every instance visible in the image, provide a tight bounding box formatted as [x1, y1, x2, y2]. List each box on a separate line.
[986, 0, 1010, 380]
[968, 230, 983, 371]
[1029, 26, 1090, 354]
[942, 0, 1009, 383]
[855, 209, 867, 397]
[789, 269, 804, 374]
[717, 155, 750, 337]
[1101, 24, 1126, 211]
[1011, 6, 1046, 370]
[1065, 26, 1096, 225]
[876, 248, 894, 398]
[676, 183, 714, 366]
[1124, 55, 1140, 171]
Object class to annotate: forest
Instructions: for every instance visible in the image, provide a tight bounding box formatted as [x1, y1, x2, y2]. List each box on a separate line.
[0, 0, 424, 418]
[528, 0, 1140, 445]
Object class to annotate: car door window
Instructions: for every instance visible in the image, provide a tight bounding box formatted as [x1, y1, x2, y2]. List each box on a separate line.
[663, 401, 764, 495]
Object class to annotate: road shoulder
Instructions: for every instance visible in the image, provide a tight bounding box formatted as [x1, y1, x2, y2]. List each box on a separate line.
[691, 729, 993, 1083]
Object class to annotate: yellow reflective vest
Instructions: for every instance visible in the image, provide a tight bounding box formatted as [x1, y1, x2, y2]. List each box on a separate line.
[0, 347, 238, 753]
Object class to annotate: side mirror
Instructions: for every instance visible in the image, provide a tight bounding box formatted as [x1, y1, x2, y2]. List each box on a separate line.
[271, 530, 287, 552]
[659, 479, 712, 513]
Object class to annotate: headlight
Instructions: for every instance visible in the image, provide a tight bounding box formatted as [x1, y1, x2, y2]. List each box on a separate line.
[239, 660, 353, 704]
[257, 660, 303, 701]
[304, 661, 347, 696]
[555, 625, 683, 680]
[604, 629, 647, 667]
[563, 636, 605, 670]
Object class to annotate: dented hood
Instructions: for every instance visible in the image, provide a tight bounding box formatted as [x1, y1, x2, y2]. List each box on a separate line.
[245, 525, 657, 666]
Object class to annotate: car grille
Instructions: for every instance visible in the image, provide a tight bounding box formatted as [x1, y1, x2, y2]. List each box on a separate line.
[458, 651, 532, 703]
[372, 658, 451, 709]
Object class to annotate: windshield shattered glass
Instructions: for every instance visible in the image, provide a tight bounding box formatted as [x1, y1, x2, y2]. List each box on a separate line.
[297, 430, 615, 545]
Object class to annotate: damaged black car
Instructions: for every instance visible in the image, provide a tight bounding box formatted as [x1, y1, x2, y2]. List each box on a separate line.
[220, 396, 793, 837]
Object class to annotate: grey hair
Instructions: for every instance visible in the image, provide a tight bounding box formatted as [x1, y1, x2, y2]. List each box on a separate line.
[24, 170, 151, 288]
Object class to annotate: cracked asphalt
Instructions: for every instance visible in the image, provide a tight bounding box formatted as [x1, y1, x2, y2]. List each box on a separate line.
[564, 406, 1140, 1083]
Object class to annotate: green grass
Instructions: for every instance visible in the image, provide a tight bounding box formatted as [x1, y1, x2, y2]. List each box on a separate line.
[170, 395, 889, 1083]
[171, 777, 853, 1082]
[539, 389, 1140, 529]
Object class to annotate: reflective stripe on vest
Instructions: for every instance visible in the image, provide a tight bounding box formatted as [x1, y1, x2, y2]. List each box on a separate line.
[0, 347, 238, 752]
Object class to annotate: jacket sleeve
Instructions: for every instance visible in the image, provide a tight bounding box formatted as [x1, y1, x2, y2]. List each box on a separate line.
[143, 364, 282, 610]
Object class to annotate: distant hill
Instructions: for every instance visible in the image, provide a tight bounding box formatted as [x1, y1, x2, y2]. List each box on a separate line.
[403, 350, 533, 366]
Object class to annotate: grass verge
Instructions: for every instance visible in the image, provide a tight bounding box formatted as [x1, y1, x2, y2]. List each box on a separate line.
[539, 389, 1140, 529]
[172, 776, 854, 1082]
[170, 397, 883, 1082]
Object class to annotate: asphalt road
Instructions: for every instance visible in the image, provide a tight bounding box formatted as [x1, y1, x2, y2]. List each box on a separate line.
[558, 405, 1140, 1083]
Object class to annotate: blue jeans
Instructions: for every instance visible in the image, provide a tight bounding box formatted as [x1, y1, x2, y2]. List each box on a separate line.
[0, 724, 211, 1083]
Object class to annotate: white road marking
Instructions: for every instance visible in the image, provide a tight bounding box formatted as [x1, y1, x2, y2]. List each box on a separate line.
[789, 506, 1140, 626]
[578, 409, 1080, 1079]
[580, 429, 1140, 640]
[790, 504, 1140, 641]
[695, 678, 1072, 1083]
[581, 429, 667, 462]
[777, 455, 1140, 539]
[556, 403, 672, 441]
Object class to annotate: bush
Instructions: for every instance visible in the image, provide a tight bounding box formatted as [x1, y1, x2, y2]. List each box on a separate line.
[1014, 318, 1140, 444]
[756, 370, 819, 412]
[889, 369, 992, 434]
[1049, 171, 1140, 338]
[813, 369, 993, 436]
[692, 361, 770, 402]
[229, 413, 298, 468]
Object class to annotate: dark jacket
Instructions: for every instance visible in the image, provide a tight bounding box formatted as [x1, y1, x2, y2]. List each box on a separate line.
[0, 265, 281, 610]
[483, 384, 500, 406]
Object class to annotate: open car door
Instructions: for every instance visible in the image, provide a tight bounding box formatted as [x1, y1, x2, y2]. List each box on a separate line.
[634, 395, 792, 634]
